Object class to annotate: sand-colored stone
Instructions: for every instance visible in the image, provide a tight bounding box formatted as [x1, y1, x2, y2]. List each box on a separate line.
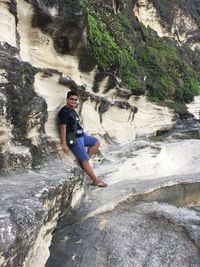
[0, 1, 16, 47]
[33, 72, 68, 143]
[102, 105, 136, 143]
[130, 96, 175, 136]
[133, 0, 198, 49]
[187, 96, 200, 120]
[17, 0, 82, 84]
[81, 100, 105, 136]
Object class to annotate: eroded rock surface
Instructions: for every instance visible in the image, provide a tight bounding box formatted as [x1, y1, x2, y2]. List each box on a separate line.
[0, 1, 199, 267]
[0, 0, 179, 171]
[0, 159, 85, 267]
[46, 173, 200, 267]
[45, 135, 200, 267]
[187, 96, 200, 120]
[133, 0, 200, 50]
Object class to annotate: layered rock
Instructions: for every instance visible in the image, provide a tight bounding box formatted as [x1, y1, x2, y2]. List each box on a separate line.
[187, 96, 200, 120]
[0, 43, 48, 170]
[0, 1, 199, 267]
[133, 0, 200, 50]
[0, 160, 85, 267]
[46, 171, 200, 267]
[0, 1, 17, 47]
[0, 0, 176, 170]
[46, 139, 200, 267]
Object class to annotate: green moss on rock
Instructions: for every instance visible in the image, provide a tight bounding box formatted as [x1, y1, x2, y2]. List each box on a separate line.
[79, 0, 200, 105]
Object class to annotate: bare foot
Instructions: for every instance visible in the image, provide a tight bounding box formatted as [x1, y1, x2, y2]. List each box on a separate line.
[92, 179, 108, 187]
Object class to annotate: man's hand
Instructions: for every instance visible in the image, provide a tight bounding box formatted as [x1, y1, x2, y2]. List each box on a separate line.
[59, 124, 68, 153]
[61, 142, 69, 153]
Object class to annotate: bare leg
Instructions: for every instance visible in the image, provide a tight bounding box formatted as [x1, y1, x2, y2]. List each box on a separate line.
[81, 160, 107, 187]
[88, 140, 100, 158]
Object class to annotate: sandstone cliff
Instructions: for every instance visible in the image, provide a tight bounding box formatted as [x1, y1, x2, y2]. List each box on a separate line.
[0, 1, 199, 267]
[0, 0, 191, 171]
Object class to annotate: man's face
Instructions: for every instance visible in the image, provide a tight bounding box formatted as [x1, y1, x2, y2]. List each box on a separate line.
[67, 95, 79, 108]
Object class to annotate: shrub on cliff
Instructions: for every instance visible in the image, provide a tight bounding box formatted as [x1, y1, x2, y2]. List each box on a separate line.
[79, 0, 200, 104]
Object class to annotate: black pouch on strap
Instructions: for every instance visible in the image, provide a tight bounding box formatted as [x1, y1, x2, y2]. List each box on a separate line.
[66, 119, 78, 146]
[66, 131, 76, 146]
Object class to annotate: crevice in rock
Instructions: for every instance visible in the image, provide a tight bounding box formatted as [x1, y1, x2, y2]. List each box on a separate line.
[46, 179, 200, 267]
[121, 182, 200, 208]
[52, 181, 200, 231]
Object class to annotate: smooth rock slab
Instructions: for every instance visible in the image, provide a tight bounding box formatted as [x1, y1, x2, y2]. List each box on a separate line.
[46, 174, 200, 267]
[48, 204, 200, 267]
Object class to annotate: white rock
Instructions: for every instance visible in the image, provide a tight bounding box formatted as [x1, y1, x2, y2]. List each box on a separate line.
[187, 96, 200, 120]
[0, 2, 16, 47]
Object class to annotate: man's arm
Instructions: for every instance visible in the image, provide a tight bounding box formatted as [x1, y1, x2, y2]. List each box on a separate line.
[59, 124, 69, 153]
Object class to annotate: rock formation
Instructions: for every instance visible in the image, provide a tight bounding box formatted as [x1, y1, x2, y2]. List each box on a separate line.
[0, 160, 85, 267]
[0, 0, 199, 266]
[0, 0, 179, 171]
[134, 0, 200, 50]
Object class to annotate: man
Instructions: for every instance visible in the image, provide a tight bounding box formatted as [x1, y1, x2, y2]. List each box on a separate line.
[58, 91, 107, 187]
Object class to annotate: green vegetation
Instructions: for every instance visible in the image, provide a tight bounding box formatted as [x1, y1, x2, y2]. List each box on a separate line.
[164, 101, 187, 115]
[87, 15, 121, 71]
[138, 40, 200, 103]
[86, 13, 144, 94]
[79, 0, 200, 107]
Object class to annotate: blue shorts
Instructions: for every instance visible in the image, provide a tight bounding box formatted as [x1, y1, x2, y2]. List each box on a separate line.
[70, 134, 98, 161]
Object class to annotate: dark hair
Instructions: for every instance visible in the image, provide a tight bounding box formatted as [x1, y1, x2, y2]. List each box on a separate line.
[67, 91, 79, 98]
